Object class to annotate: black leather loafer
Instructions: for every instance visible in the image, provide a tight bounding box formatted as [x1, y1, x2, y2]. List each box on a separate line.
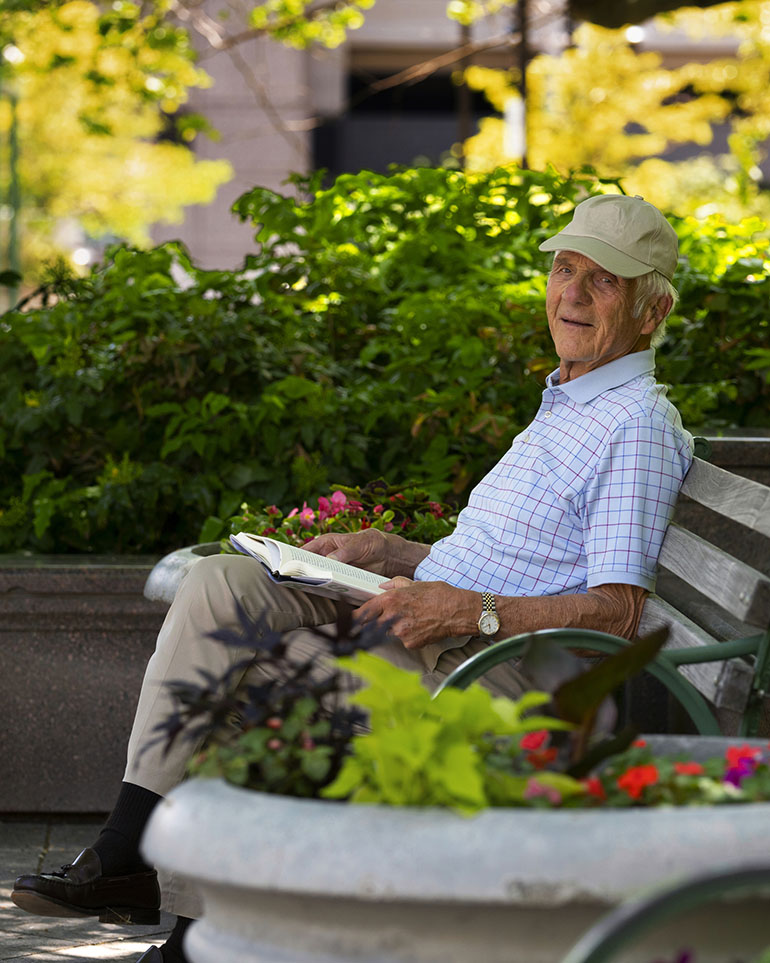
[11, 847, 161, 925]
[135, 947, 163, 962]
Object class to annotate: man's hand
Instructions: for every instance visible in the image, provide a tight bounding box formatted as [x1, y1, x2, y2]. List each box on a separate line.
[303, 529, 430, 579]
[354, 578, 478, 650]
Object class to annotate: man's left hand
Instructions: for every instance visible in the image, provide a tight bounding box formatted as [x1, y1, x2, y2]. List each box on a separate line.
[354, 578, 476, 650]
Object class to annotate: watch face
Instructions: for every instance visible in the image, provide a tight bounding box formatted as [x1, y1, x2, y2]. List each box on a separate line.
[478, 612, 500, 636]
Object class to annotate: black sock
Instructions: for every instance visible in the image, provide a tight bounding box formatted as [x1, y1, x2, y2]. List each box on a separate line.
[161, 916, 193, 963]
[91, 782, 162, 876]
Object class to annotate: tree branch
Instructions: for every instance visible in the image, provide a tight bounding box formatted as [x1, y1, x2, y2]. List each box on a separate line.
[363, 33, 518, 96]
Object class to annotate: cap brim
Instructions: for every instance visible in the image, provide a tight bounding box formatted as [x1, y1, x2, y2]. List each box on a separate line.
[539, 234, 660, 279]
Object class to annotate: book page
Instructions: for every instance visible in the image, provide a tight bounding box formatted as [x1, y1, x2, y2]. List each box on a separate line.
[231, 534, 386, 589]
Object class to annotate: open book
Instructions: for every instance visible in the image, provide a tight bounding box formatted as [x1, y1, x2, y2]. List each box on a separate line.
[229, 532, 387, 605]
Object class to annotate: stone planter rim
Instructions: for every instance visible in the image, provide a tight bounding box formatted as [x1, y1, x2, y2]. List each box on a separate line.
[143, 763, 770, 909]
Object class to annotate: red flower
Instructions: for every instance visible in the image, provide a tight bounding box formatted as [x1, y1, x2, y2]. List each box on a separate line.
[633, 739, 647, 748]
[617, 764, 659, 800]
[674, 761, 705, 776]
[583, 777, 607, 801]
[726, 745, 761, 768]
[526, 747, 559, 770]
[520, 730, 549, 751]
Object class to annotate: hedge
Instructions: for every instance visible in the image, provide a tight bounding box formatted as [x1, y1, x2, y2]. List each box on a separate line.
[1, 165, 768, 553]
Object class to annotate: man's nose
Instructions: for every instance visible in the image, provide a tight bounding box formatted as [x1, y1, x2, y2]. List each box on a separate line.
[563, 273, 591, 303]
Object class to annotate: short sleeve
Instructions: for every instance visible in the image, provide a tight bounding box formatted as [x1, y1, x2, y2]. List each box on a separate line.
[580, 418, 692, 591]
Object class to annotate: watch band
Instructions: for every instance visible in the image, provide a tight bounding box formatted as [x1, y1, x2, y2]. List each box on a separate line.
[477, 592, 500, 638]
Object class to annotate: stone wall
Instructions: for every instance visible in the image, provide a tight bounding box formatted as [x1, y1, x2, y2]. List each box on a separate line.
[0, 557, 168, 813]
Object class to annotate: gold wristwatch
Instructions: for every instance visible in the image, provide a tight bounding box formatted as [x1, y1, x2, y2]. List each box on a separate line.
[477, 592, 500, 639]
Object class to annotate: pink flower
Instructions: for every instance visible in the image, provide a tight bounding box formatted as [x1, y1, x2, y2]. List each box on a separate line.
[384, 522, 394, 532]
[317, 495, 331, 522]
[429, 501, 444, 517]
[330, 490, 347, 513]
[298, 504, 315, 529]
[265, 505, 280, 517]
[523, 779, 562, 805]
[373, 504, 384, 514]
[287, 507, 299, 519]
[348, 499, 363, 512]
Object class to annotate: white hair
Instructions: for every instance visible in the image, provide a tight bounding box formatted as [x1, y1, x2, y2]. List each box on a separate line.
[631, 270, 678, 348]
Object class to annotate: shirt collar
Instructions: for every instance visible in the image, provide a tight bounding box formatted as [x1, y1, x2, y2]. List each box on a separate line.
[545, 349, 656, 404]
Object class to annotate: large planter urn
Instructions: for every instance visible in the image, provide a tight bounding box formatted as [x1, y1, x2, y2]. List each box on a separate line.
[142, 737, 770, 963]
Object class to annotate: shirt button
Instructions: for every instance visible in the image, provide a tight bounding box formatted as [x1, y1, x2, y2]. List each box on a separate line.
[544, 411, 552, 418]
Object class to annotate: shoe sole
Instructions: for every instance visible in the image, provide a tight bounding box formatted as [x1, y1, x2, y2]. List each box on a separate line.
[11, 890, 160, 925]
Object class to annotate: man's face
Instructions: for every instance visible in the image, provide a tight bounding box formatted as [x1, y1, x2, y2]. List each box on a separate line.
[546, 251, 658, 382]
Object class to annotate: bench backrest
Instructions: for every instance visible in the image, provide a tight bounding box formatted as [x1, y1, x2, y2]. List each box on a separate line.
[638, 455, 770, 727]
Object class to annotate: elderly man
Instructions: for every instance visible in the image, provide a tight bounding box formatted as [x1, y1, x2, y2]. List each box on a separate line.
[12, 194, 693, 963]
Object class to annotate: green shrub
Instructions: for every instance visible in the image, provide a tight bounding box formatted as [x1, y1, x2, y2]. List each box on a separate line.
[1, 164, 768, 553]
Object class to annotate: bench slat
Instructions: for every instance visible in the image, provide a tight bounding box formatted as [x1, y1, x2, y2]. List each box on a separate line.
[658, 524, 770, 627]
[681, 458, 770, 537]
[640, 597, 754, 711]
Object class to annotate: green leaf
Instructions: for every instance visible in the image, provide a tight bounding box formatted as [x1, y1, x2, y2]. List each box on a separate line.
[554, 629, 670, 725]
[199, 515, 224, 543]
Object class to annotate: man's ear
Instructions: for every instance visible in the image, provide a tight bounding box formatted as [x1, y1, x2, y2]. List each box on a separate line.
[643, 293, 673, 334]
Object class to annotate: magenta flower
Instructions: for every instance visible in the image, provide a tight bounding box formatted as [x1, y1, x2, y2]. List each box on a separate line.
[373, 504, 384, 514]
[330, 490, 347, 513]
[317, 496, 331, 522]
[298, 503, 315, 529]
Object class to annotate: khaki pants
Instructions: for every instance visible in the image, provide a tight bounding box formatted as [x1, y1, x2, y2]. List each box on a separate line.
[127, 554, 529, 917]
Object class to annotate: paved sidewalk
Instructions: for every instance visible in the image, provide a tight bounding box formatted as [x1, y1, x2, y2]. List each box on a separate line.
[0, 818, 174, 962]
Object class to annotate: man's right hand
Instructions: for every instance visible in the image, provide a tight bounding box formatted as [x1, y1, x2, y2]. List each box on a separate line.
[303, 529, 430, 579]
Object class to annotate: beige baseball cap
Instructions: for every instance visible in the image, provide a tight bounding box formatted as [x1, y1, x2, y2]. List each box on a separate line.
[539, 194, 679, 281]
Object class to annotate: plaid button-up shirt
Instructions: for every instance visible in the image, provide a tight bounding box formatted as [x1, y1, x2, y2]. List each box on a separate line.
[414, 350, 693, 596]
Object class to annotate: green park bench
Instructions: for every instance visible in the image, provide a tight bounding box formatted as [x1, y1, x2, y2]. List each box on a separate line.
[438, 439, 770, 738]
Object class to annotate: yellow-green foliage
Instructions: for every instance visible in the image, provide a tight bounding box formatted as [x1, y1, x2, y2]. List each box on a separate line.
[322, 651, 577, 811]
[462, 2, 770, 219]
[0, 1, 231, 273]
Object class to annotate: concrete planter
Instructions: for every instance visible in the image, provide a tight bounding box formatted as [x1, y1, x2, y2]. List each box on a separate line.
[142, 736, 770, 963]
[143, 542, 221, 605]
[0, 555, 169, 812]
